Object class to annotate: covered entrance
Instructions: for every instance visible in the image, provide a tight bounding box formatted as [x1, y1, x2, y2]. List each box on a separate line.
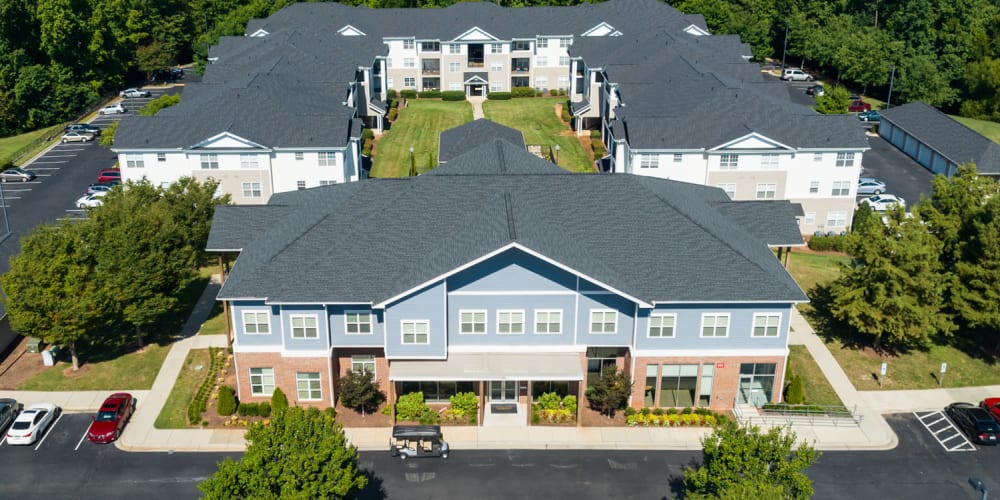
[489, 380, 517, 401]
[736, 363, 776, 406]
[463, 72, 488, 97]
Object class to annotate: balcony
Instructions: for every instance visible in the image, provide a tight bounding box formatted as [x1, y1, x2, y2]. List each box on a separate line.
[512, 58, 530, 73]
[421, 59, 440, 75]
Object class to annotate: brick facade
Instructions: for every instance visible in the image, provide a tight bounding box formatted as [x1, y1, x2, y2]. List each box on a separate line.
[234, 351, 332, 408]
[631, 355, 786, 412]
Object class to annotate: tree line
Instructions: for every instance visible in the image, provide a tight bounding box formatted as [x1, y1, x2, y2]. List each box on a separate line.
[812, 164, 1000, 354]
[1, 178, 229, 369]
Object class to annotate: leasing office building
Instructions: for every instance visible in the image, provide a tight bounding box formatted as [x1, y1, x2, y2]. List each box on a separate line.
[207, 140, 807, 417]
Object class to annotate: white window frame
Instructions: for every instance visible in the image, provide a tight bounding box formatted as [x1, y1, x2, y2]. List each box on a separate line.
[673, 153, 682, 163]
[700, 314, 730, 338]
[249, 367, 275, 396]
[449, 83, 462, 91]
[805, 212, 816, 225]
[537, 38, 548, 48]
[126, 153, 144, 168]
[719, 154, 738, 169]
[761, 153, 779, 168]
[403, 40, 415, 50]
[590, 310, 617, 334]
[827, 211, 847, 227]
[449, 62, 461, 73]
[242, 311, 270, 334]
[558, 56, 570, 67]
[534, 309, 562, 334]
[242, 182, 262, 198]
[294, 151, 304, 161]
[448, 43, 461, 54]
[497, 310, 525, 335]
[755, 183, 776, 200]
[459, 310, 486, 335]
[490, 43, 503, 54]
[490, 81, 502, 92]
[404, 77, 416, 88]
[240, 153, 258, 169]
[290, 315, 319, 339]
[831, 180, 851, 196]
[752, 313, 781, 338]
[345, 312, 372, 335]
[809, 181, 819, 194]
[535, 76, 548, 88]
[491, 61, 502, 72]
[836, 152, 855, 167]
[403, 57, 415, 68]
[639, 154, 658, 168]
[296, 180, 306, 190]
[647, 314, 676, 338]
[559, 38, 571, 48]
[401, 320, 429, 345]
[200, 153, 219, 169]
[813, 152, 823, 162]
[535, 56, 548, 67]
[296, 372, 322, 401]
[350, 355, 376, 376]
[156, 153, 166, 163]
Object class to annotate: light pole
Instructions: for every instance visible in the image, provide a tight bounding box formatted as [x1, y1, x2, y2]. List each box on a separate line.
[780, 24, 789, 72]
[886, 65, 896, 109]
[409, 146, 416, 176]
[554, 144, 560, 164]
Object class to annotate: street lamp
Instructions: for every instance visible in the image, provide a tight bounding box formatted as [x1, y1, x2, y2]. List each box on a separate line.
[554, 144, 560, 164]
[780, 24, 789, 72]
[886, 65, 896, 109]
[409, 146, 416, 176]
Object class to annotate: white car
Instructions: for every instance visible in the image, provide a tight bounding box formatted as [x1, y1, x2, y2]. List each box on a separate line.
[119, 88, 151, 98]
[6, 403, 58, 445]
[99, 103, 126, 115]
[860, 194, 905, 211]
[76, 191, 108, 208]
[62, 131, 95, 143]
[780, 68, 814, 81]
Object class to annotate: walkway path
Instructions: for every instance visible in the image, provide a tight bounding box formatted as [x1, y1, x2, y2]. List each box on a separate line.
[470, 96, 485, 119]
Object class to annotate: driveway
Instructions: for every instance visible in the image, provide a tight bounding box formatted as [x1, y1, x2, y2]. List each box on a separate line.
[858, 134, 935, 212]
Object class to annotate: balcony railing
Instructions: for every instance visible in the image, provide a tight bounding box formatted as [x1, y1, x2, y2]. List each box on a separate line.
[467, 58, 484, 68]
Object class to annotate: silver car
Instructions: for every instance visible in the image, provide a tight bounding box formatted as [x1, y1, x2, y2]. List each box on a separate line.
[0, 398, 20, 434]
[857, 177, 886, 195]
[62, 131, 95, 143]
[0, 168, 36, 182]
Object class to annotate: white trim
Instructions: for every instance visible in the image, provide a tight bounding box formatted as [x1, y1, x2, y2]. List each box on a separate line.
[573, 276, 580, 345]
[337, 24, 366, 36]
[280, 350, 331, 358]
[190, 131, 268, 150]
[708, 132, 794, 152]
[289, 314, 320, 339]
[699, 313, 731, 338]
[374, 242, 652, 308]
[633, 348, 789, 358]
[458, 309, 487, 335]
[449, 290, 574, 296]
[344, 311, 374, 335]
[326, 347, 335, 406]
[349, 354, 377, 378]
[249, 367, 276, 396]
[453, 26, 499, 41]
[589, 309, 618, 334]
[385, 354, 448, 360]
[651, 299, 808, 305]
[232, 345, 283, 354]
[401, 319, 430, 345]
[533, 309, 563, 335]
[496, 309, 525, 335]
[448, 345, 584, 354]
[580, 290, 615, 295]
[647, 313, 677, 338]
[241, 310, 271, 335]
[682, 24, 711, 36]
[248, 29, 269, 37]
[751, 312, 782, 338]
[295, 371, 323, 401]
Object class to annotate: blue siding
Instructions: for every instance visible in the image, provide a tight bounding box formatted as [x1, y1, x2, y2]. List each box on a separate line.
[634, 304, 792, 350]
[232, 301, 281, 347]
[449, 248, 576, 292]
[447, 293, 576, 346]
[576, 293, 635, 346]
[384, 281, 446, 358]
[280, 305, 328, 351]
[329, 306, 385, 346]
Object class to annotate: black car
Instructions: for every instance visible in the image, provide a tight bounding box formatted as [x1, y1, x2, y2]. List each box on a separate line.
[0, 398, 20, 433]
[66, 123, 101, 136]
[946, 402, 1000, 445]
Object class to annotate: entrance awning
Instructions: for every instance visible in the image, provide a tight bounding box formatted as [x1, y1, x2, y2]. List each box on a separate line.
[389, 353, 583, 381]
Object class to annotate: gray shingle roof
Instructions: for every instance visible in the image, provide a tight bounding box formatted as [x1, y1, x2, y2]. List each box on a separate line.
[710, 201, 806, 246]
[880, 101, 1000, 175]
[438, 119, 526, 164]
[213, 140, 806, 305]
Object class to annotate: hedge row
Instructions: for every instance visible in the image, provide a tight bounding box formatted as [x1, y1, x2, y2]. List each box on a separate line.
[488, 92, 511, 100]
[441, 90, 466, 101]
[187, 347, 224, 425]
[808, 234, 848, 252]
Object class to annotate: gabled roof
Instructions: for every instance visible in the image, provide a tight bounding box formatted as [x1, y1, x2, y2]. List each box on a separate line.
[211, 140, 806, 305]
[437, 119, 526, 164]
[880, 101, 1000, 175]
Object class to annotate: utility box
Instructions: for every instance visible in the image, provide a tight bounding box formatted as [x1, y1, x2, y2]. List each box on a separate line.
[42, 345, 60, 366]
[25, 337, 42, 353]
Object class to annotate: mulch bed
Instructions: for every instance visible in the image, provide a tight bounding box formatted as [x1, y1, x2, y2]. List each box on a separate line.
[580, 406, 627, 427]
[0, 337, 54, 390]
[334, 402, 393, 428]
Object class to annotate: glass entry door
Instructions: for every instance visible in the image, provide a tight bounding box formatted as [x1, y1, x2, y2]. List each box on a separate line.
[489, 381, 517, 401]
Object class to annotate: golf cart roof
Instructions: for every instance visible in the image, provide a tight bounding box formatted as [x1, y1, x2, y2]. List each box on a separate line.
[392, 425, 442, 439]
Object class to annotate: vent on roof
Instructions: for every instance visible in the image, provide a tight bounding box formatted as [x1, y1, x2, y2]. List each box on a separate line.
[504, 192, 516, 240]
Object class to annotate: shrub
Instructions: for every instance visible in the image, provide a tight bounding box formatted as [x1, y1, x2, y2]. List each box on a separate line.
[396, 391, 428, 421]
[362, 139, 373, 157]
[361, 128, 375, 140]
[808, 234, 847, 252]
[666, 407, 678, 415]
[562, 395, 577, 414]
[387, 108, 398, 121]
[389, 99, 399, 109]
[441, 90, 466, 101]
[270, 387, 289, 413]
[139, 93, 181, 116]
[386, 89, 397, 99]
[217, 386, 238, 416]
[592, 141, 605, 158]
[624, 406, 637, 417]
[488, 92, 512, 100]
[785, 374, 805, 404]
[450, 392, 478, 419]
[399, 89, 417, 99]
[590, 129, 601, 139]
[418, 406, 440, 425]
[535, 90, 544, 97]
[512, 86, 535, 98]
[558, 89, 566, 96]
[549, 88, 559, 96]
[258, 402, 271, 418]
[536, 392, 562, 411]
[338, 370, 386, 414]
[440, 408, 466, 424]
[238, 402, 256, 417]
[561, 102, 571, 122]
[418, 90, 441, 99]
[652, 408, 664, 416]
[681, 407, 693, 415]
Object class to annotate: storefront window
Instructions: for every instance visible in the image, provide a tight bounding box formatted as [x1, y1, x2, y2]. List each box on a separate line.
[699, 364, 714, 406]
[399, 381, 475, 402]
[644, 365, 658, 406]
[531, 381, 569, 398]
[659, 364, 698, 407]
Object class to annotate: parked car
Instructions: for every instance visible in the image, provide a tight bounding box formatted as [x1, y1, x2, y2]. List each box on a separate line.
[151, 67, 184, 83]
[61, 131, 95, 143]
[99, 103, 127, 115]
[858, 110, 881, 122]
[66, 123, 101, 136]
[859, 194, 905, 211]
[857, 177, 886, 195]
[97, 168, 121, 183]
[6, 403, 58, 445]
[780, 68, 813, 81]
[119, 88, 151, 98]
[76, 191, 108, 208]
[848, 99, 872, 112]
[805, 84, 825, 96]
[0, 398, 21, 434]
[0, 168, 36, 182]
[980, 398, 1000, 424]
[947, 402, 1000, 445]
[86, 181, 119, 195]
[87, 393, 136, 444]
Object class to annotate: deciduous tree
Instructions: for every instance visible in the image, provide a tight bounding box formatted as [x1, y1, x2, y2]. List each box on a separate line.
[585, 368, 632, 417]
[338, 370, 386, 415]
[199, 407, 367, 499]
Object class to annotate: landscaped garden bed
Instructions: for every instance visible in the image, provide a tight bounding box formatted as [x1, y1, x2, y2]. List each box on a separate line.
[531, 392, 577, 426]
[383, 391, 478, 426]
[624, 407, 727, 427]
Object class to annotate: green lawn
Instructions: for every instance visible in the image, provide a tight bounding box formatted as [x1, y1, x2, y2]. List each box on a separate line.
[952, 115, 1000, 144]
[155, 348, 211, 429]
[787, 345, 845, 407]
[482, 97, 592, 173]
[18, 343, 170, 391]
[0, 125, 65, 165]
[783, 251, 850, 297]
[371, 100, 473, 177]
[826, 338, 1000, 390]
[199, 301, 227, 335]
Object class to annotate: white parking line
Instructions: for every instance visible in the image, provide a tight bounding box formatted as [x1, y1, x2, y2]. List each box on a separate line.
[34, 411, 64, 450]
[56, 147, 87, 151]
[75, 426, 90, 451]
[915, 411, 976, 452]
[43, 154, 77, 158]
[30, 167, 60, 171]
[32, 160, 69, 164]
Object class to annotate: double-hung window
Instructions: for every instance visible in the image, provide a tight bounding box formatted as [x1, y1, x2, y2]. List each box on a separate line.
[701, 314, 729, 337]
[403, 40, 414, 50]
[639, 154, 658, 168]
[449, 62, 461, 73]
[402, 321, 429, 344]
[590, 310, 617, 334]
[242, 311, 269, 334]
[291, 315, 318, 339]
[242, 182, 262, 198]
[240, 153, 258, 169]
[490, 43, 502, 54]
[535, 310, 562, 334]
[200, 154, 219, 169]
[448, 44, 461, 54]
[351, 355, 375, 375]
[719, 154, 738, 169]
[250, 368, 275, 396]
[491, 62, 502, 72]
[296, 372, 321, 400]
[752, 314, 781, 337]
[497, 310, 524, 334]
[831, 180, 851, 196]
[126, 153, 144, 168]
[717, 183, 736, 199]
[537, 38, 548, 48]
[755, 183, 776, 199]
[345, 312, 372, 334]
[318, 152, 337, 166]
[648, 314, 676, 338]
[559, 38, 571, 48]
[459, 310, 486, 334]
[835, 152, 855, 167]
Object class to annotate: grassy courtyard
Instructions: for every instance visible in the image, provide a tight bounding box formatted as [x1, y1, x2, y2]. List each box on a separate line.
[482, 97, 593, 173]
[18, 343, 170, 391]
[371, 100, 473, 178]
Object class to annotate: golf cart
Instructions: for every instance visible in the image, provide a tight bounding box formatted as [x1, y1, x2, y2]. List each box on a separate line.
[389, 425, 449, 460]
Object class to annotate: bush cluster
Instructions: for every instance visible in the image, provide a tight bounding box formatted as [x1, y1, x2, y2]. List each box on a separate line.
[417, 90, 441, 99]
[386, 89, 397, 99]
[217, 385, 238, 416]
[395, 391, 429, 421]
[389, 99, 400, 109]
[441, 90, 466, 101]
[187, 347, 224, 425]
[511, 86, 535, 98]
[623, 406, 725, 427]
[448, 392, 478, 424]
[561, 101, 571, 122]
[531, 392, 578, 425]
[807, 234, 847, 252]
[785, 374, 805, 404]
[237, 402, 272, 418]
[387, 108, 398, 122]
[399, 89, 417, 99]
[488, 92, 512, 100]
[592, 140, 605, 158]
[271, 387, 289, 413]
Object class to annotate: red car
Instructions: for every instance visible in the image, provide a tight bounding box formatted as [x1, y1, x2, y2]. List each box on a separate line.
[981, 398, 1000, 424]
[848, 99, 872, 112]
[97, 168, 121, 184]
[87, 393, 136, 443]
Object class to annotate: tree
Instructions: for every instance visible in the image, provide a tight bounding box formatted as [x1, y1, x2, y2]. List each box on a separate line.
[270, 386, 289, 413]
[919, 163, 997, 268]
[584, 368, 632, 417]
[338, 370, 386, 415]
[684, 420, 819, 500]
[951, 196, 1000, 348]
[784, 374, 804, 404]
[813, 85, 851, 114]
[1, 221, 111, 370]
[198, 407, 368, 499]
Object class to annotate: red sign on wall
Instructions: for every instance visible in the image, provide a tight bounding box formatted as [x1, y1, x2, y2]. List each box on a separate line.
[716, 363, 725, 369]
